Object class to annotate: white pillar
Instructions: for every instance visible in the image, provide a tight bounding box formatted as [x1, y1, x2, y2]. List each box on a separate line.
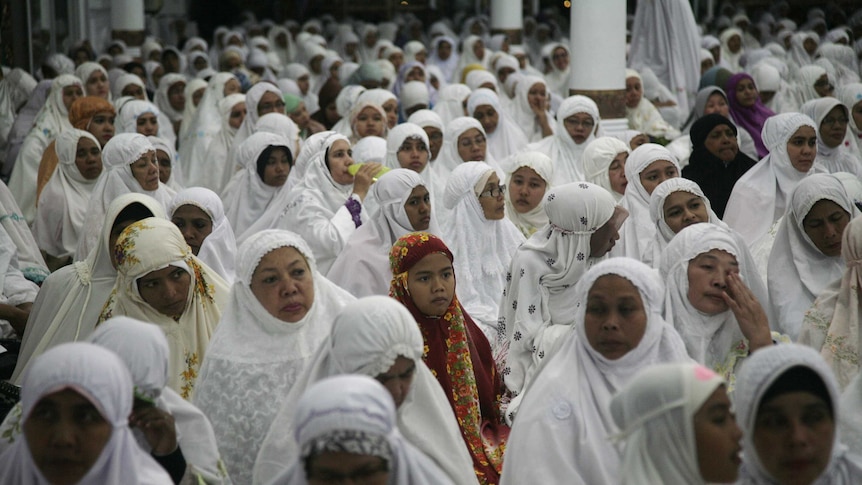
[568, 0, 628, 135]
[111, 0, 145, 57]
[491, 0, 523, 44]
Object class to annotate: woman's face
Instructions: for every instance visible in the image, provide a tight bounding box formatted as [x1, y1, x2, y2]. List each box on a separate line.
[813, 74, 834, 98]
[508, 166, 547, 214]
[167, 81, 186, 111]
[222, 78, 241, 96]
[171, 204, 213, 256]
[122, 83, 146, 100]
[156, 149, 172, 184]
[852, 101, 862, 132]
[74, 137, 103, 180]
[192, 87, 205, 107]
[403, 185, 431, 230]
[456, 128, 487, 162]
[819, 105, 849, 149]
[527, 83, 547, 110]
[608, 152, 628, 195]
[694, 386, 742, 483]
[136, 112, 159, 136]
[629, 134, 649, 150]
[700, 58, 715, 75]
[355, 106, 386, 138]
[405, 66, 425, 83]
[786, 126, 817, 173]
[328, 139, 355, 185]
[638, 159, 679, 195]
[478, 172, 505, 220]
[388, 52, 404, 71]
[397, 137, 429, 173]
[803, 37, 818, 55]
[686, 249, 738, 315]
[130, 150, 160, 191]
[803, 199, 850, 257]
[703, 93, 729, 118]
[375, 355, 416, 408]
[296, 75, 310, 95]
[423, 127, 443, 160]
[250, 246, 315, 323]
[473, 104, 499, 135]
[261, 147, 292, 187]
[406, 252, 455, 317]
[307, 452, 388, 485]
[62, 85, 84, 111]
[472, 39, 485, 60]
[704, 124, 739, 162]
[24, 389, 112, 485]
[663, 191, 709, 234]
[228, 101, 247, 129]
[625, 76, 643, 109]
[257, 91, 285, 117]
[382, 100, 398, 128]
[584, 274, 647, 360]
[727, 34, 742, 53]
[552, 46, 569, 71]
[150, 66, 165, 89]
[753, 391, 834, 485]
[735, 78, 758, 108]
[563, 113, 595, 144]
[87, 111, 115, 147]
[437, 41, 452, 61]
[86, 70, 109, 98]
[288, 102, 310, 130]
[137, 265, 192, 317]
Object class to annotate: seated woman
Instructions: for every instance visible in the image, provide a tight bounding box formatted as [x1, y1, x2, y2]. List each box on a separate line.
[734, 343, 862, 484]
[625, 69, 681, 142]
[582, 136, 630, 202]
[432, 117, 499, 199]
[443, 161, 525, 343]
[0, 342, 172, 484]
[610, 363, 741, 485]
[100, 217, 230, 399]
[503, 182, 624, 420]
[266, 375, 453, 484]
[527, 95, 601, 185]
[327, 169, 434, 297]
[11, 194, 165, 383]
[503, 151, 553, 237]
[384, 123, 435, 203]
[186, 92, 245, 192]
[193, 230, 354, 485]
[683, 113, 758, 218]
[768, 173, 857, 340]
[801, 97, 862, 176]
[510, 75, 554, 142]
[32, 129, 102, 266]
[389, 232, 507, 484]
[148, 136, 183, 192]
[725, 72, 775, 158]
[0, 226, 39, 340]
[170, 187, 237, 284]
[467, 88, 527, 162]
[255, 296, 477, 485]
[661, 223, 780, 386]
[348, 100, 389, 144]
[500, 258, 689, 484]
[222, 132, 293, 237]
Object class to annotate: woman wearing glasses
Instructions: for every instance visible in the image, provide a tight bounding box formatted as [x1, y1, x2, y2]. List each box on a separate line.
[800, 98, 861, 176]
[527, 95, 601, 185]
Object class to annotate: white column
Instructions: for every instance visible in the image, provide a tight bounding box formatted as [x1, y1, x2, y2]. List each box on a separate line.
[491, 0, 523, 44]
[111, 0, 145, 56]
[568, 0, 628, 135]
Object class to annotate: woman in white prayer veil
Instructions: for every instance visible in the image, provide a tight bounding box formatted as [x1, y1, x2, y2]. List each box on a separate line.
[768, 173, 858, 340]
[191, 93, 245, 192]
[265, 375, 453, 485]
[502, 182, 624, 424]
[543, 43, 570, 98]
[428, 35, 459, 84]
[510, 75, 554, 142]
[467, 88, 528, 163]
[229, 82, 284, 160]
[500, 258, 690, 485]
[800, 97, 862, 175]
[178, 72, 240, 178]
[75, 133, 175, 259]
[442, 161, 525, 345]
[624, 69, 681, 141]
[255, 296, 475, 485]
[503, 151, 554, 238]
[383, 123, 437, 204]
[719, 27, 745, 72]
[838, 84, 862, 158]
[795, 65, 831, 106]
[614, 143, 680, 261]
[170, 187, 237, 284]
[455, 35, 490, 80]
[527, 95, 600, 184]
[432, 83, 471, 125]
[787, 31, 819, 73]
[32, 129, 102, 261]
[178, 78, 207, 142]
[193, 230, 355, 485]
[148, 136, 184, 192]
[432, 117, 499, 201]
[327, 169, 435, 297]
[582, 136, 630, 202]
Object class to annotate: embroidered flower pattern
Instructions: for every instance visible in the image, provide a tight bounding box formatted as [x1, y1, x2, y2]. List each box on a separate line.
[180, 351, 200, 399]
[546, 258, 556, 266]
[528, 304, 536, 315]
[513, 331, 522, 341]
[580, 216, 588, 226]
[546, 193, 556, 202]
[579, 183, 589, 189]
[577, 252, 585, 261]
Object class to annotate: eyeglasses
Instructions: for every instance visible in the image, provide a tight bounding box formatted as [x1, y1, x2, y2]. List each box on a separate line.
[479, 184, 506, 198]
[822, 116, 849, 126]
[459, 135, 486, 148]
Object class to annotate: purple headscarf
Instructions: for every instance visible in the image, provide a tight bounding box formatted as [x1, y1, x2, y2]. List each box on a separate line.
[726, 72, 775, 158]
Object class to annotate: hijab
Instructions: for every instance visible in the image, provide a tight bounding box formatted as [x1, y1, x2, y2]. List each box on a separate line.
[188, 92, 245, 192]
[467, 88, 529, 163]
[511, 75, 553, 142]
[432, 83, 471, 125]
[503, 151, 554, 237]
[528, 95, 601, 184]
[800, 97, 861, 175]
[582, 137, 630, 202]
[153, 73, 186, 123]
[837, 84, 862, 156]
[169, 187, 237, 284]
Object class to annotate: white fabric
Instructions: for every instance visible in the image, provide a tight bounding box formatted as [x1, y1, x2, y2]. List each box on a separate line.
[611, 363, 725, 485]
[191, 92, 245, 192]
[800, 97, 862, 176]
[795, 65, 828, 105]
[32, 129, 100, 259]
[0, 342, 172, 485]
[0, 223, 38, 337]
[543, 43, 570, 98]
[467, 88, 528, 164]
[265, 375, 454, 485]
[0, 68, 37, 165]
[625, 69, 681, 140]
[768, 173, 857, 339]
[719, 28, 745, 72]
[724, 112, 818, 246]
[255, 296, 475, 485]
[499, 258, 691, 485]
[117, 99, 159, 134]
[837, 84, 862, 157]
[230, 82, 284, 166]
[432, 117, 499, 204]
[11, 193, 166, 384]
[0, 173, 52, 286]
[382, 122, 437, 209]
[432, 83, 471, 125]
[502, 182, 617, 421]
[148, 135, 184, 192]
[153, 73, 186, 123]
[178, 78, 208, 143]
[170, 187, 237, 284]
[179, 73, 239, 181]
[527, 95, 600, 184]
[256, 113, 300, 161]
[510, 76, 553, 142]
[734, 344, 862, 484]
[582, 137, 630, 202]
[840, 370, 862, 457]
[75, 133, 175, 260]
[503, 151, 554, 237]
[455, 35, 489, 80]
[193, 230, 355, 485]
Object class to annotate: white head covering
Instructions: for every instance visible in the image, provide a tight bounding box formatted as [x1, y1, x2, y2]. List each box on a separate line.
[719, 27, 745, 72]
[611, 363, 726, 485]
[511, 75, 552, 142]
[148, 135, 183, 191]
[192, 230, 355, 484]
[529, 95, 601, 184]
[76, 133, 175, 259]
[734, 343, 862, 484]
[432, 83, 471, 125]
[178, 77, 208, 141]
[231, 81, 284, 160]
[178, 72, 239, 178]
[624, 69, 682, 141]
[0, 342, 172, 484]
[406, 109, 444, 157]
[169, 187, 237, 283]
[116, 99, 160, 134]
[255, 296, 474, 485]
[187, 92, 245, 192]
[428, 35, 459, 83]
[256, 112, 301, 160]
[266, 375, 453, 485]
[352, 135, 388, 163]
[503, 182, 618, 417]
[503, 151, 554, 237]
[399, 80, 430, 118]
[466, 87, 528, 163]
[500, 258, 691, 484]
[384, 122, 435, 200]
[800, 97, 860, 175]
[465, 69, 497, 92]
[331, 84, 367, 137]
[433, 117, 496, 192]
[723, 112, 818, 245]
[75, 62, 111, 100]
[110, 73, 145, 100]
[768, 173, 857, 339]
[153, 73, 186, 123]
[838, 84, 862, 157]
[582, 136, 630, 201]
[795, 64, 828, 104]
